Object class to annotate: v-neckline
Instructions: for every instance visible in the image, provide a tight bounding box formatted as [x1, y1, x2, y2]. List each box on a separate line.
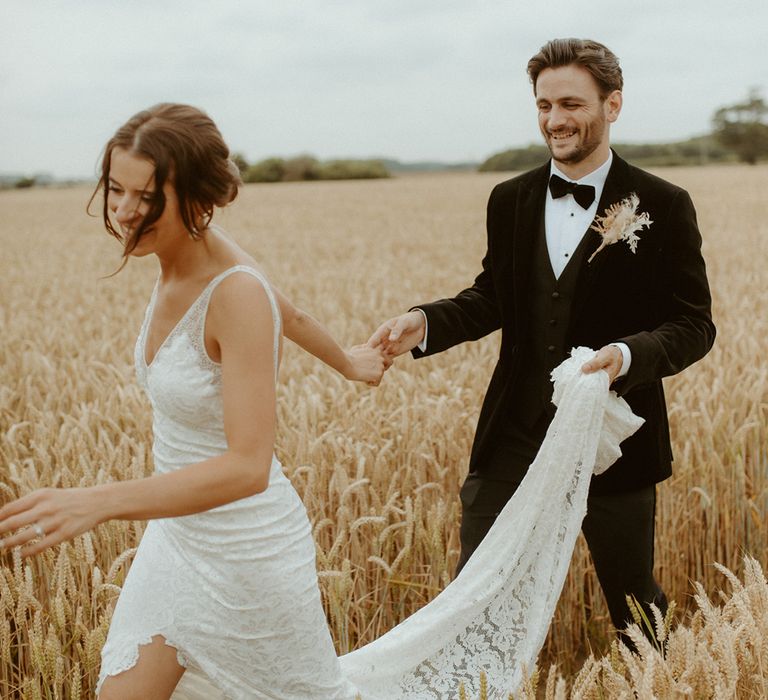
[142, 269, 230, 369]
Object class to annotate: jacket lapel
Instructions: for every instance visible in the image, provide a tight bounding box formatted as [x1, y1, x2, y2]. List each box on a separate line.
[570, 152, 634, 323]
[511, 164, 549, 336]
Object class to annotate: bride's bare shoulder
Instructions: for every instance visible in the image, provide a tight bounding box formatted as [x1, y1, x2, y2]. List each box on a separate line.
[207, 224, 269, 280]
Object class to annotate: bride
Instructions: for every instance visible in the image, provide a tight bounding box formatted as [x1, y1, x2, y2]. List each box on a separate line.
[0, 104, 643, 700]
[0, 103, 379, 699]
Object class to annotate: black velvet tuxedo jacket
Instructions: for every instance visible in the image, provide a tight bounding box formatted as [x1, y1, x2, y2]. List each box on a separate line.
[413, 152, 716, 494]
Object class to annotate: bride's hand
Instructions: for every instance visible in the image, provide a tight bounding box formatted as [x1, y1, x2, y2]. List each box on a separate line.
[0, 487, 107, 558]
[343, 344, 387, 385]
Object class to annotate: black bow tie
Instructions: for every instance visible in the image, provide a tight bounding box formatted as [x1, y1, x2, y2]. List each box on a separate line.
[548, 174, 596, 209]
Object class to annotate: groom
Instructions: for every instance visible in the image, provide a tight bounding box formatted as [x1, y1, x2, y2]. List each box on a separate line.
[368, 39, 715, 639]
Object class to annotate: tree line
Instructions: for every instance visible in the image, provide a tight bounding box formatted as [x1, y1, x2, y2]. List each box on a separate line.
[232, 154, 390, 183]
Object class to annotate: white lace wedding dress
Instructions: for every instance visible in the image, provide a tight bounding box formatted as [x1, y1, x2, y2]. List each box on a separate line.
[98, 264, 643, 699]
[98, 266, 358, 698]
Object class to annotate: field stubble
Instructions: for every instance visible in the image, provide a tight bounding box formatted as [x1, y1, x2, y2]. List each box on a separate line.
[0, 165, 766, 697]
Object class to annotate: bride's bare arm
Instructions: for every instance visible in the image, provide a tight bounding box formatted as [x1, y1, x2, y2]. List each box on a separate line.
[2, 276, 289, 555]
[272, 286, 385, 384]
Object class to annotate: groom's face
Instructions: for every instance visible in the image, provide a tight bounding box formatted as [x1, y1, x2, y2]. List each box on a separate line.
[535, 64, 621, 175]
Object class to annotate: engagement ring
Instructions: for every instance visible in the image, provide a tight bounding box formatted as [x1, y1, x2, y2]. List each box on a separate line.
[33, 523, 45, 539]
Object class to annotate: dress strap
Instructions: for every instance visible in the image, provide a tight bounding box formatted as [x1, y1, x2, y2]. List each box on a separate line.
[198, 265, 282, 380]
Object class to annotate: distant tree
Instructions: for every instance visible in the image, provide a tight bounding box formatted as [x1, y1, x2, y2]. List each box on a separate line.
[241, 155, 390, 183]
[713, 89, 768, 164]
[243, 158, 285, 183]
[478, 145, 549, 172]
[14, 176, 36, 188]
[317, 159, 389, 180]
[231, 152, 249, 175]
[242, 156, 391, 183]
[282, 155, 320, 182]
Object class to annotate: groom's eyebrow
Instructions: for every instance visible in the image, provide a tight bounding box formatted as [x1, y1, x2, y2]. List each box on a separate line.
[537, 94, 578, 101]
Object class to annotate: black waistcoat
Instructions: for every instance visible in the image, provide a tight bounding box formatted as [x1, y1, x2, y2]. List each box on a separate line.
[506, 220, 594, 431]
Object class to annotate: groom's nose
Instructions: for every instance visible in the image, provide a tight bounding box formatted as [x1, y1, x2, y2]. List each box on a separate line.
[546, 105, 568, 130]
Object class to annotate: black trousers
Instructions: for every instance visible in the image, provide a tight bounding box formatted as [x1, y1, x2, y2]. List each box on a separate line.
[456, 443, 668, 640]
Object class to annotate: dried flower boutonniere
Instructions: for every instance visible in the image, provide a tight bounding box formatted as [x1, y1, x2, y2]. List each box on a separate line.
[587, 193, 652, 263]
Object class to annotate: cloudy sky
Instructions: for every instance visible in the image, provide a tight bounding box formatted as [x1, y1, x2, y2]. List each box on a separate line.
[2, 0, 765, 179]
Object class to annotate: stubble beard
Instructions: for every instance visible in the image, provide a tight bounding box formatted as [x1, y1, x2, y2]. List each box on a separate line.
[544, 112, 607, 167]
[547, 133, 601, 165]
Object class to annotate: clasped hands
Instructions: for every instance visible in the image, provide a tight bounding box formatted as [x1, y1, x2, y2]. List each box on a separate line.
[343, 311, 424, 386]
[357, 310, 623, 386]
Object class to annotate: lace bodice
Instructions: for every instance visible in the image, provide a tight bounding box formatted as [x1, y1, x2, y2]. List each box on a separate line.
[134, 265, 280, 475]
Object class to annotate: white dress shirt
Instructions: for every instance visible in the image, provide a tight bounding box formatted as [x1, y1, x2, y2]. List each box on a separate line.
[546, 152, 612, 278]
[418, 151, 631, 377]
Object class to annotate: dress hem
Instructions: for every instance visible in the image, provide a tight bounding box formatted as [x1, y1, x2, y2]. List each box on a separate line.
[97, 633, 192, 695]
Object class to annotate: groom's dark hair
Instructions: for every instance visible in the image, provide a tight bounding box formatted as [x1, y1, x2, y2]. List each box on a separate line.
[527, 39, 623, 99]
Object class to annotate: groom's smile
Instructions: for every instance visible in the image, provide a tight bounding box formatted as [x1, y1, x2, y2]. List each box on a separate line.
[549, 129, 578, 142]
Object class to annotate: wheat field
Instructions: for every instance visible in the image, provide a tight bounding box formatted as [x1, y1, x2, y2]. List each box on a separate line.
[1, 165, 766, 698]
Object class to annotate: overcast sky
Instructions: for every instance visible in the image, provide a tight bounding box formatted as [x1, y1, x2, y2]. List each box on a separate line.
[2, 0, 765, 179]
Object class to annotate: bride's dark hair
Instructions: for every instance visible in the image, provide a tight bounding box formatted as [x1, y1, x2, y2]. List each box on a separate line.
[89, 103, 241, 258]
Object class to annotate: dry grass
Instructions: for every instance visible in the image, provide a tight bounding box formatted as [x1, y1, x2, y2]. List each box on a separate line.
[0, 165, 766, 697]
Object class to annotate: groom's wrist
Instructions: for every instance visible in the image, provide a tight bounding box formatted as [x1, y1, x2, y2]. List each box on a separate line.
[610, 342, 631, 378]
[410, 308, 429, 352]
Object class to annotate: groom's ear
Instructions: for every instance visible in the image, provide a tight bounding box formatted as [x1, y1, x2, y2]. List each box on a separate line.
[605, 90, 623, 123]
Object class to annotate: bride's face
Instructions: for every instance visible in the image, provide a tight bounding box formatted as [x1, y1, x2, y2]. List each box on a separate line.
[107, 147, 185, 257]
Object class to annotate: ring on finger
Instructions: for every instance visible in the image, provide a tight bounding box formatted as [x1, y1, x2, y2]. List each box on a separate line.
[33, 523, 45, 539]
